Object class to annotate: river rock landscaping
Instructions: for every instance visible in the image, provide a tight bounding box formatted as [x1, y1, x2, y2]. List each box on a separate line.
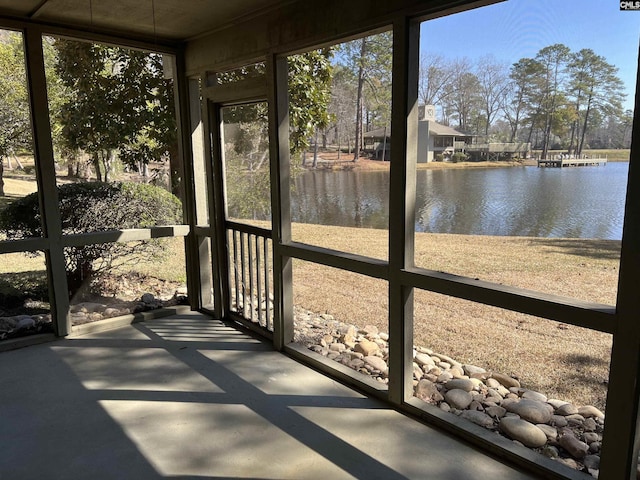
[0, 292, 188, 340]
[0, 273, 188, 340]
[294, 305, 605, 478]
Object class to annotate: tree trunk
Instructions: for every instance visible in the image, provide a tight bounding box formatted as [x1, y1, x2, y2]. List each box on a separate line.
[103, 149, 115, 183]
[509, 118, 519, 143]
[167, 142, 182, 198]
[353, 37, 367, 162]
[568, 98, 581, 155]
[0, 156, 5, 197]
[508, 99, 523, 143]
[568, 120, 577, 155]
[67, 254, 95, 300]
[577, 97, 594, 156]
[10, 152, 24, 170]
[526, 114, 537, 149]
[312, 129, 319, 168]
[93, 154, 102, 182]
[541, 111, 552, 161]
[382, 126, 388, 161]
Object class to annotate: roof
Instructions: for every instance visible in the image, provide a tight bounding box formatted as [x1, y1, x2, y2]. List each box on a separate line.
[427, 121, 470, 137]
[363, 121, 471, 139]
[363, 127, 390, 139]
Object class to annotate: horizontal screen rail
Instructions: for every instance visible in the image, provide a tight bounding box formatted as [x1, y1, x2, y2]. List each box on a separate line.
[61, 225, 190, 247]
[0, 237, 49, 254]
[281, 241, 388, 280]
[2, 226, 190, 252]
[402, 267, 616, 334]
[226, 220, 272, 239]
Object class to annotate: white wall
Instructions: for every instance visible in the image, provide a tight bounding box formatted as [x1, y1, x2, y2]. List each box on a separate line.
[417, 120, 431, 163]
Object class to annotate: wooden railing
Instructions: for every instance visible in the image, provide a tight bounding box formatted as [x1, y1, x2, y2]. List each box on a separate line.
[226, 221, 274, 332]
[466, 142, 531, 153]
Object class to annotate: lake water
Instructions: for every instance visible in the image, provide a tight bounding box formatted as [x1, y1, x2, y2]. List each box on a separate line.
[291, 162, 630, 240]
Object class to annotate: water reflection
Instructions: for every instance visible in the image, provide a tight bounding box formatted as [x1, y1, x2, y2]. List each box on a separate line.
[292, 170, 390, 229]
[290, 163, 628, 240]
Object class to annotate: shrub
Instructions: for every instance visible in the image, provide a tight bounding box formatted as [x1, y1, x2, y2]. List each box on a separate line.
[0, 182, 182, 297]
[451, 152, 468, 163]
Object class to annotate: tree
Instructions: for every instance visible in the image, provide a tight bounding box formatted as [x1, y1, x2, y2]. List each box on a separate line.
[418, 52, 452, 112]
[475, 55, 510, 137]
[41, 36, 69, 166]
[442, 58, 481, 133]
[337, 32, 393, 161]
[503, 58, 543, 143]
[288, 49, 334, 161]
[328, 65, 358, 158]
[54, 39, 178, 188]
[0, 32, 31, 197]
[612, 109, 634, 148]
[534, 44, 571, 159]
[119, 53, 181, 193]
[567, 49, 625, 155]
[504, 44, 626, 155]
[55, 40, 118, 182]
[591, 111, 632, 149]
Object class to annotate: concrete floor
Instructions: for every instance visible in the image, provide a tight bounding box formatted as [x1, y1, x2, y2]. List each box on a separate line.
[0, 310, 539, 479]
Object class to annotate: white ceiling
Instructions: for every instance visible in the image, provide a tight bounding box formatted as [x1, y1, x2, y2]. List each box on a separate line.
[0, 0, 294, 42]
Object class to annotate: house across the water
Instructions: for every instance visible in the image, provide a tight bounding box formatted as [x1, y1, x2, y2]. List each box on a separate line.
[364, 105, 530, 162]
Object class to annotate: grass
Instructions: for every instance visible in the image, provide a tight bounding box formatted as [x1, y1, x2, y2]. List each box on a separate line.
[0, 177, 38, 210]
[584, 149, 630, 161]
[109, 237, 187, 284]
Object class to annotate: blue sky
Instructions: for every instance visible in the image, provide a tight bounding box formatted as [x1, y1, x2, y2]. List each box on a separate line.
[420, 0, 639, 110]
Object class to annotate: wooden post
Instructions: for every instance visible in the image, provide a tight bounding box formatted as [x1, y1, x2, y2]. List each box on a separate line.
[599, 42, 640, 480]
[23, 27, 70, 336]
[387, 16, 419, 406]
[267, 53, 293, 350]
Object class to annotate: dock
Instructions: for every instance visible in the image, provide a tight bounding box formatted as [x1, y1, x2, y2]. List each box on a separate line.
[537, 156, 607, 168]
